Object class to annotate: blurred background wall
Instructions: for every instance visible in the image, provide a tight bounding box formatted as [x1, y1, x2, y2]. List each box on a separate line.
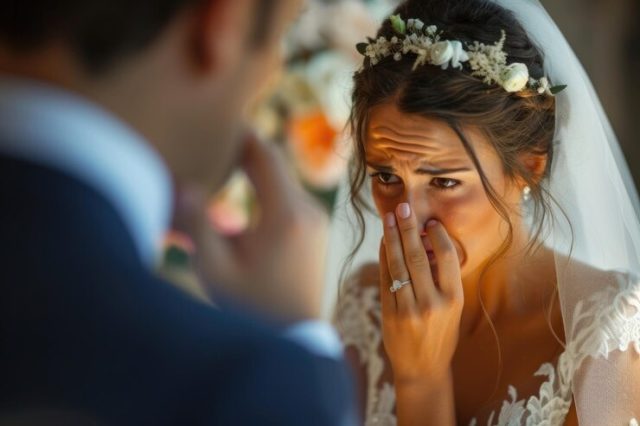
[541, 0, 640, 189]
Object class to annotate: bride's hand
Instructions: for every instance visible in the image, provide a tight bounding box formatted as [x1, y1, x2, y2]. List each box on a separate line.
[379, 202, 464, 385]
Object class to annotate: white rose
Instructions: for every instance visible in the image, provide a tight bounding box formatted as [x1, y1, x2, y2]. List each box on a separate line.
[430, 41, 454, 67]
[449, 40, 469, 69]
[500, 63, 529, 92]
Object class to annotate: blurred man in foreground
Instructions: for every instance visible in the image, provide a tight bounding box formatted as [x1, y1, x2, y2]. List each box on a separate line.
[0, 0, 355, 424]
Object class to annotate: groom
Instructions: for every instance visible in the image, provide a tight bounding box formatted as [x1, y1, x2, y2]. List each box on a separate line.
[0, 0, 355, 425]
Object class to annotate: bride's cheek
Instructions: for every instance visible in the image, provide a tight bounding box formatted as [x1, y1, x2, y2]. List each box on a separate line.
[436, 193, 478, 266]
[372, 184, 404, 213]
[449, 189, 503, 269]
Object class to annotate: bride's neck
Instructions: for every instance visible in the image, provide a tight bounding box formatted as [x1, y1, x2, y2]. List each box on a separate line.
[459, 224, 556, 336]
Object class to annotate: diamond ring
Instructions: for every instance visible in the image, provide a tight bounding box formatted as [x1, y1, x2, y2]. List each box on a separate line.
[390, 279, 412, 293]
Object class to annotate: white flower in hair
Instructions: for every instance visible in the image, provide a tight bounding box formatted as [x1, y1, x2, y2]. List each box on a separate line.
[500, 63, 529, 92]
[430, 41, 454, 67]
[449, 40, 469, 69]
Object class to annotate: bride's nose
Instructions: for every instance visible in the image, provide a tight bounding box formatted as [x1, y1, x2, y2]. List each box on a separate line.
[404, 186, 436, 235]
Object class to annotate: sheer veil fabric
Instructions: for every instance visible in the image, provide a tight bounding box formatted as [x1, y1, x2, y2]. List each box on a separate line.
[326, 0, 640, 424]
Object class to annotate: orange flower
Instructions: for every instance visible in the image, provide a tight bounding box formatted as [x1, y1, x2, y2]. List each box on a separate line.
[287, 110, 349, 189]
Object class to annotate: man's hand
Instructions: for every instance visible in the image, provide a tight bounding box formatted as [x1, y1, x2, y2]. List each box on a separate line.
[175, 133, 329, 322]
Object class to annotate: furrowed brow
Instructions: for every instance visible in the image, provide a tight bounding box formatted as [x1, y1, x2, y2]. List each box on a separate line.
[415, 167, 472, 175]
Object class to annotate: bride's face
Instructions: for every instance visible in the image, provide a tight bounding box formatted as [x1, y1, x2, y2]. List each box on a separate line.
[365, 101, 522, 279]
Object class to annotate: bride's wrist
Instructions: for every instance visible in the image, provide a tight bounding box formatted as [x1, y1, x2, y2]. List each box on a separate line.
[393, 368, 454, 391]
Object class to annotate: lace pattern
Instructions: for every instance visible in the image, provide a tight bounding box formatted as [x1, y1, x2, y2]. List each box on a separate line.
[334, 270, 640, 426]
[334, 277, 397, 426]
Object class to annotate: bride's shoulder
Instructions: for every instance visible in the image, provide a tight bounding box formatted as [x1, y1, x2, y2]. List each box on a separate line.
[333, 263, 385, 352]
[334, 263, 382, 322]
[553, 253, 640, 358]
[340, 262, 381, 295]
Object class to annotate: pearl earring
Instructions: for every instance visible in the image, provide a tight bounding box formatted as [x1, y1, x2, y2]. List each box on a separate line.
[523, 185, 531, 201]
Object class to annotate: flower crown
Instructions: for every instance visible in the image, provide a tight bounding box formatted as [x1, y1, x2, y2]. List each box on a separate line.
[356, 15, 566, 96]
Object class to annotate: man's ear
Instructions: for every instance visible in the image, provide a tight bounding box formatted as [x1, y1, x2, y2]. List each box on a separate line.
[188, 0, 252, 73]
[518, 151, 548, 185]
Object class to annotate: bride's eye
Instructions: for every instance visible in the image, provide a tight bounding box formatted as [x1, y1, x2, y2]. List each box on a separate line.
[431, 177, 461, 190]
[369, 172, 401, 185]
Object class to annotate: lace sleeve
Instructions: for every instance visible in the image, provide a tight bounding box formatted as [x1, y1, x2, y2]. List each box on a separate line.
[333, 265, 398, 426]
[478, 271, 640, 426]
[333, 266, 382, 363]
[569, 271, 640, 425]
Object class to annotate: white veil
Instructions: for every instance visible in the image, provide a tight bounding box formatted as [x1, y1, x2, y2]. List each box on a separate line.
[497, 0, 640, 423]
[325, 0, 640, 423]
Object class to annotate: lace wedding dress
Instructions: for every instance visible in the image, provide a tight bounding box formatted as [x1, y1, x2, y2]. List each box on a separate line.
[334, 267, 640, 426]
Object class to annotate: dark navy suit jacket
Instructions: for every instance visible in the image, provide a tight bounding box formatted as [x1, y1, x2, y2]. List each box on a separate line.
[0, 154, 355, 425]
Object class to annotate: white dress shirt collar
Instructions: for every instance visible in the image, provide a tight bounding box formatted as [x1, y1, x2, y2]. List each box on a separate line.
[0, 76, 172, 267]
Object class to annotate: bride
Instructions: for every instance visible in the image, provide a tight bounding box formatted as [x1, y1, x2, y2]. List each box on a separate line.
[329, 0, 640, 425]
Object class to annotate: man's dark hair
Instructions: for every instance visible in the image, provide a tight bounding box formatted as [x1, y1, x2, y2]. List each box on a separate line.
[1, 0, 275, 74]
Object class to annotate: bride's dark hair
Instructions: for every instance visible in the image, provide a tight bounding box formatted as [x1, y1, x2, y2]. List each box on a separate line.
[345, 0, 564, 395]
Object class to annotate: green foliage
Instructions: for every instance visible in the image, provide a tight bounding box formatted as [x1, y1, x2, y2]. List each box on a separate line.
[389, 14, 406, 35]
[550, 84, 568, 95]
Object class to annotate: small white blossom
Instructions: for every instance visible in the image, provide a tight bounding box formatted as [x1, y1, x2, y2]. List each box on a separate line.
[537, 76, 551, 95]
[426, 25, 437, 35]
[401, 38, 413, 54]
[393, 52, 402, 61]
[364, 45, 375, 58]
[430, 41, 454, 67]
[466, 31, 508, 85]
[412, 49, 429, 70]
[410, 19, 425, 31]
[500, 62, 529, 92]
[449, 40, 469, 69]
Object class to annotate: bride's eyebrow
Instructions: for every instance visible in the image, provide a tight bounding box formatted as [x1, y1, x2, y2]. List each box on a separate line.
[366, 162, 472, 176]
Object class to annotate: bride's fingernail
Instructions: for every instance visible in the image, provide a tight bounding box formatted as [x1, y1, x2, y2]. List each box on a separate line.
[385, 212, 396, 227]
[397, 203, 410, 219]
[427, 219, 438, 228]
